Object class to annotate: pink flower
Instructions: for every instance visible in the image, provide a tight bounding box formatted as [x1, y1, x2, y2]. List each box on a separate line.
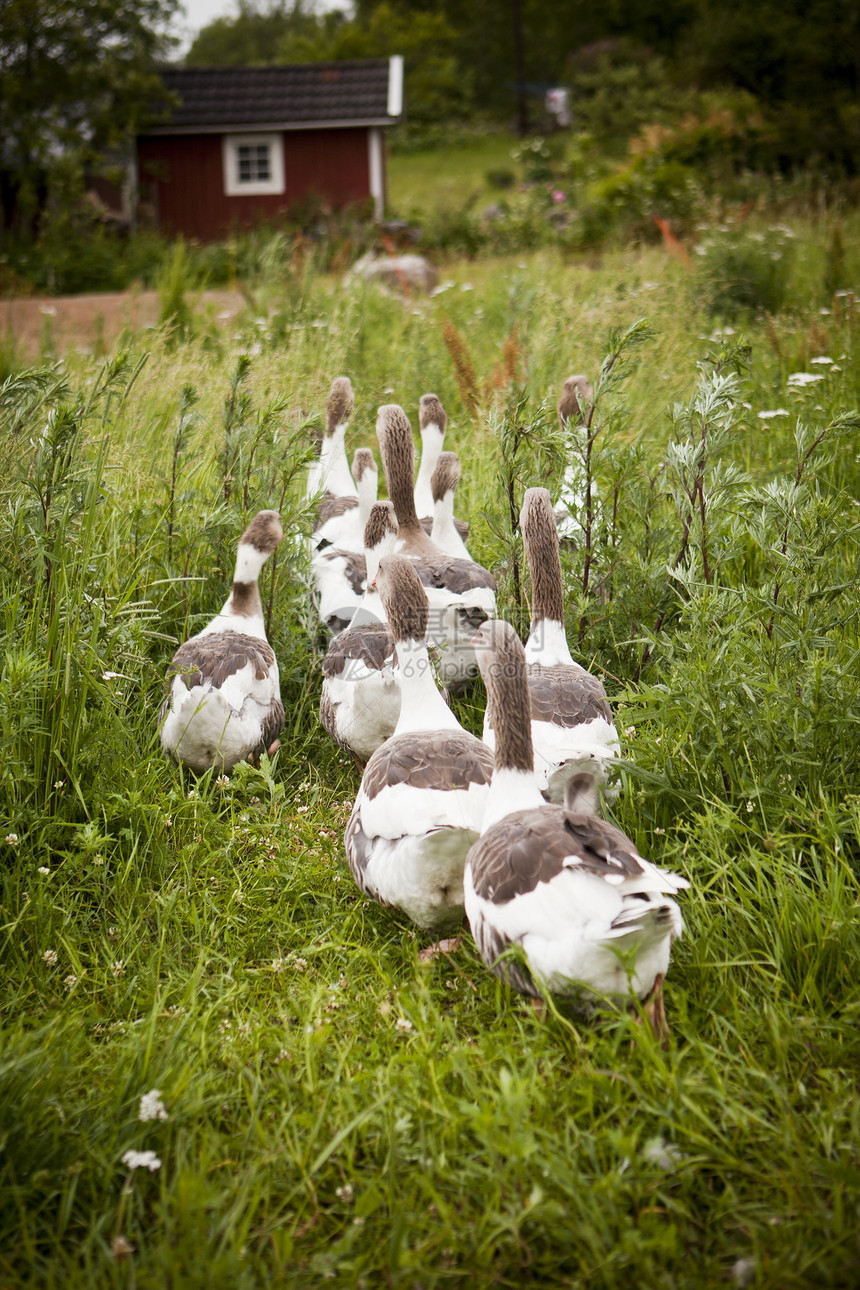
[552, 190, 566, 204]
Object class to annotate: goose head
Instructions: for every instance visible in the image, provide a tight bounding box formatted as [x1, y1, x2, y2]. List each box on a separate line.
[431, 450, 461, 512]
[363, 500, 399, 585]
[557, 375, 593, 428]
[473, 618, 534, 775]
[352, 447, 378, 525]
[374, 553, 429, 646]
[520, 486, 565, 629]
[415, 393, 448, 516]
[326, 376, 354, 436]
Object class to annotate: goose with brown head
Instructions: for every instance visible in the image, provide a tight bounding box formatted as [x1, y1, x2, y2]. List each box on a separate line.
[483, 487, 619, 805]
[159, 510, 285, 773]
[376, 404, 497, 686]
[344, 554, 494, 932]
[465, 618, 687, 1036]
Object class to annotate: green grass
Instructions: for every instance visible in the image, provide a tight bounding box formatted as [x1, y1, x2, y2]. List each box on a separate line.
[388, 132, 520, 218]
[1, 228, 860, 1286]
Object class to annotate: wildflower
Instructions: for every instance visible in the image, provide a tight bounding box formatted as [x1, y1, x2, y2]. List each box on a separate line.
[164, 816, 173, 829]
[296, 804, 309, 815]
[187, 789, 197, 800]
[810, 356, 834, 365]
[291, 956, 308, 970]
[551, 189, 566, 203]
[63, 974, 77, 991]
[654, 827, 666, 836]
[746, 800, 755, 813]
[271, 958, 285, 972]
[110, 1235, 135, 1260]
[121, 1149, 162, 1172]
[233, 889, 244, 903]
[215, 775, 230, 788]
[102, 671, 123, 681]
[624, 726, 636, 739]
[92, 855, 105, 867]
[43, 948, 58, 966]
[138, 1089, 169, 1123]
[112, 960, 125, 977]
[249, 796, 262, 806]
[5, 833, 18, 846]
[38, 866, 50, 875]
[108, 926, 119, 939]
[336, 1183, 354, 1203]
[787, 372, 824, 386]
[395, 1017, 413, 1033]
[53, 780, 65, 790]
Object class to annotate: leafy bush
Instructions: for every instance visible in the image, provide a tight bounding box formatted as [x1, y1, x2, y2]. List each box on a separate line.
[692, 224, 796, 318]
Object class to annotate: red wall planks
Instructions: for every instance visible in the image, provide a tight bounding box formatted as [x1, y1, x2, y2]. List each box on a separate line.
[137, 127, 372, 240]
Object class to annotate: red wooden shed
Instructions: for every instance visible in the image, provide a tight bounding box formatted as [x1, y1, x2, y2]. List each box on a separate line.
[135, 57, 404, 241]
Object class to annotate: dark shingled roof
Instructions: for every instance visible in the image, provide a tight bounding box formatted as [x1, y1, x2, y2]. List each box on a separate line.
[151, 60, 400, 132]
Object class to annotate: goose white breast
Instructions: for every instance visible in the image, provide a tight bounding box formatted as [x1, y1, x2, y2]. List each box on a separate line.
[344, 555, 494, 930]
[466, 619, 687, 1033]
[159, 510, 285, 773]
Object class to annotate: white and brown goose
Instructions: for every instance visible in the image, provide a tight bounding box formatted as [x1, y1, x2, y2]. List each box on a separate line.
[483, 487, 619, 803]
[308, 376, 358, 552]
[159, 510, 284, 773]
[555, 374, 594, 543]
[319, 502, 402, 762]
[377, 403, 496, 685]
[344, 555, 494, 931]
[414, 393, 469, 543]
[312, 447, 379, 632]
[429, 451, 472, 560]
[465, 619, 687, 1033]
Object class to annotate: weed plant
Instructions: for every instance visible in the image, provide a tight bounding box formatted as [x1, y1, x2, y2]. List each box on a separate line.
[1, 235, 859, 1286]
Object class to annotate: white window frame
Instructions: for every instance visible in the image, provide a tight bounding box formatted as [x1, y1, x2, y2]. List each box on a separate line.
[222, 133, 285, 197]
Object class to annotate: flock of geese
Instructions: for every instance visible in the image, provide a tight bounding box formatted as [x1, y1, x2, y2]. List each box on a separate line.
[159, 377, 689, 1035]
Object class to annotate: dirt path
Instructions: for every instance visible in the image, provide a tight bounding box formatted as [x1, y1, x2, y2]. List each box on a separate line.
[1, 288, 248, 360]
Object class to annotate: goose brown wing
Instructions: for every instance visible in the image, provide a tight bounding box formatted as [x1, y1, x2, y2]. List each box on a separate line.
[419, 515, 470, 541]
[412, 554, 496, 594]
[527, 662, 613, 727]
[314, 492, 358, 531]
[360, 732, 494, 799]
[321, 624, 396, 678]
[470, 805, 645, 904]
[166, 630, 276, 691]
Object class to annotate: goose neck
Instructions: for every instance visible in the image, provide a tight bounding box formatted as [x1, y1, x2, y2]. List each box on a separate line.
[393, 637, 459, 734]
[319, 424, 355, 497]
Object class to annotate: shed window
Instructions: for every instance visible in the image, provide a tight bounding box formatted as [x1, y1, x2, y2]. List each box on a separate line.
[222, 134, 284, 196]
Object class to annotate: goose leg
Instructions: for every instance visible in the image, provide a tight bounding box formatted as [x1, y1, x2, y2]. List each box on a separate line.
[643, 973, 669, 1046]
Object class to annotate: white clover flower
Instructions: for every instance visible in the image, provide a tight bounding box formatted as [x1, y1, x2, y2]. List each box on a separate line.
[102, 671, 123, 681]
[110, 1235, 134, 1259]
[395, 1017, 413, 1032]
[112, 960, 125, 977]
[233, 889, 244, 903]
[164, 816, 173, 830]
[271, 958, 285, 973]
[138, 1089, 169, 1123]
[42, 948, 58, 966]
[38, 866, 50, 876]
[215, 775, 230, 788]
[746, 801, 755, 813]
[63, 974, 77, 991]
[291, 956, 308, 970]
[336, 1183, 354, 1202]
[654, 827, 666, 835]
[249, 796, 262, 807]
[5, 833, 18, 846]
[121, 1149, 162, 1172]
[187, 789, 197, 800]
[54, 780, 65, 790]
[108, 926, 119, 939]
[624, 726, 636, 738]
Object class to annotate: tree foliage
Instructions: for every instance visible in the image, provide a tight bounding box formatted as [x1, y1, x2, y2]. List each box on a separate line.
[0, 0, 179, 237]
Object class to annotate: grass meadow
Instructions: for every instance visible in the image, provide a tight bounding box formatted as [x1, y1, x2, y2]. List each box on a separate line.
[1, 219, 860, 1287]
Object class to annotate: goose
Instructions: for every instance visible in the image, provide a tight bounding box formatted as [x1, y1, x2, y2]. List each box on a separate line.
[429, 451, 472, 560]
[376, 403, 496, 686]
[312, 447, 379, 632]
[483, 487, 619, 804]
[465, 619, 687, 1034]
[319, 502, 402, 762]
[344, 555, 494, 931]
[159, 510, 284, 773]
[414, 393, 469, 542]
[308, 376, 358, 552]
[555, 374, 594, 543]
